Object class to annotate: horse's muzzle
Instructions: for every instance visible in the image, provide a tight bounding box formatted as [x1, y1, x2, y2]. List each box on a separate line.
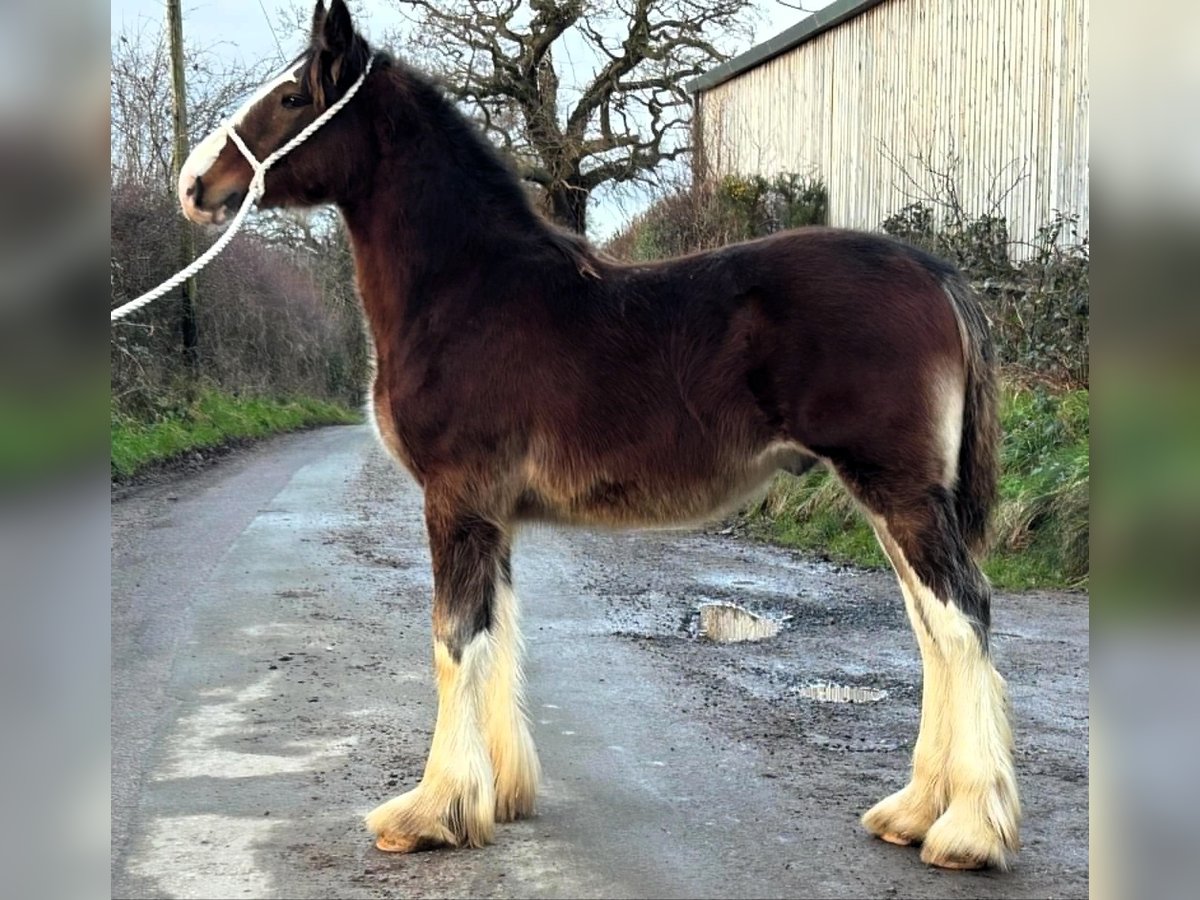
[180, 173, 217, 226]
[180, 174, 241, 227]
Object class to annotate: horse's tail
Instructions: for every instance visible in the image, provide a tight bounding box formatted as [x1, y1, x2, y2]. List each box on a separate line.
[944, 274, 1000, 557]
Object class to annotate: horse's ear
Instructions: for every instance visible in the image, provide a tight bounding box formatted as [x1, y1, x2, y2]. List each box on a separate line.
[320, 0, 356, 55]
[310, 1, 327, 42]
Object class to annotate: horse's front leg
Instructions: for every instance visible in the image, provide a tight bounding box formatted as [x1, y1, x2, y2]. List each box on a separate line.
[365, 501, 505, 852]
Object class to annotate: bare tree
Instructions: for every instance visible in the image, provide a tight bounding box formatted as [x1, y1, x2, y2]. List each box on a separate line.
[110, 24, 273, 193]
[393, 0, 755, 233]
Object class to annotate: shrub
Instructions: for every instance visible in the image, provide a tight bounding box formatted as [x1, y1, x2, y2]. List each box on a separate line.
[110, 185, 370, 421]
[609, 173, 828, 262]
[881, 203, 1089, 385]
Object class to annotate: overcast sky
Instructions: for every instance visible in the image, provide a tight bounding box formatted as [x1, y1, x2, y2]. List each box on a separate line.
[110, 0, 831, 237]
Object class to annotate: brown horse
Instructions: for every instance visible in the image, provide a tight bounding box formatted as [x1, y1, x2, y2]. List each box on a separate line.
[179, 0, 1020, 871]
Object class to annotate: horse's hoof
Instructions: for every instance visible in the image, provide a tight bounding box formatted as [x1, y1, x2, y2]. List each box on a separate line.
[366, 783, 493, 852]
[375, 833, 428, 854]
[862, 785, 941, 847]
[921, 849, 988, 870]
[919, 801, 1018, 871]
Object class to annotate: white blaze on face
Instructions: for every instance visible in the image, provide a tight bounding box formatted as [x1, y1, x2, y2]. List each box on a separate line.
[177, 62, 303, 222]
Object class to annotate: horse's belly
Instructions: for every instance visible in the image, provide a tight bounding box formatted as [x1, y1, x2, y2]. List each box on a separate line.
[522, 441, 812, 529]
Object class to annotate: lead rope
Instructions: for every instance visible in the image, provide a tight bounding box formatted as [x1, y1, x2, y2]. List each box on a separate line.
[110, 57, 375, 324]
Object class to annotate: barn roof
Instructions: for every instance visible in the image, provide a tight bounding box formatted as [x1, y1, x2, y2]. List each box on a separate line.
[688, 0, 889, 94]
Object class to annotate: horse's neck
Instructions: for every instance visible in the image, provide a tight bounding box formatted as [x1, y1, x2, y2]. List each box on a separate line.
[339, 150, 537, 351]
[337, 82, 577, 347]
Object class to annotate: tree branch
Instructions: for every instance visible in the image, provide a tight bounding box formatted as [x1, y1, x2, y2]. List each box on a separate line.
[392, 0, 754, 229]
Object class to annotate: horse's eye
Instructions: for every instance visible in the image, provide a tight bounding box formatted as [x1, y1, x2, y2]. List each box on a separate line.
[281, 93, 311, 109]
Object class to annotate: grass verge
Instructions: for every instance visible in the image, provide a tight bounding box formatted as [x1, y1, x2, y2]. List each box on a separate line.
[111, 389, 361, 480]
[747, 383, 1089, 591]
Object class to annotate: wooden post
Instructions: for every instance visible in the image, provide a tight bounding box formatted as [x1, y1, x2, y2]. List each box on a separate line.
[167, 0, 199, 381]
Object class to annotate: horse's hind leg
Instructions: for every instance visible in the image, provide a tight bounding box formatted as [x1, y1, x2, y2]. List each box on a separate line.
[861, 518, 950, 846]
[365, 499, 501, 852]
[483, 548, 541, 822]
[850, 481, 1020, 869]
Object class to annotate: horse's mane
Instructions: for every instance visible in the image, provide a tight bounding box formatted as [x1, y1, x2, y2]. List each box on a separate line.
[320, 46, 602, 279]
[404, 61, 602, 278]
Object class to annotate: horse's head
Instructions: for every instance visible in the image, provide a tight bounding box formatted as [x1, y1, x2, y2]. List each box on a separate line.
[178, 0, 372, 225]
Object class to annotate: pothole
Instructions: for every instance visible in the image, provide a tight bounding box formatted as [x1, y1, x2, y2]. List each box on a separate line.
[697, 601, 788, 643]
[796, 682, 888, 703]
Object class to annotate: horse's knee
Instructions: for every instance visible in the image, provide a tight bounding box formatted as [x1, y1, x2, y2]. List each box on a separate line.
[427, 511, 508, 659]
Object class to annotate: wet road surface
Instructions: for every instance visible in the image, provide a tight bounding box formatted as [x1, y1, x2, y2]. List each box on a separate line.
[112, 425, 1088, 899]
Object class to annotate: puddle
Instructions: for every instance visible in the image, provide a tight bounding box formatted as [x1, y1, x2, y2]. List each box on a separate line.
[796, 682, 888, 704]
[694, 571, 780, 593]
[697, 601, 787, 643]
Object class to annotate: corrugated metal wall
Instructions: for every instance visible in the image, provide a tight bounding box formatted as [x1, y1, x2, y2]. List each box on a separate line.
[697, 0, 1089, 250]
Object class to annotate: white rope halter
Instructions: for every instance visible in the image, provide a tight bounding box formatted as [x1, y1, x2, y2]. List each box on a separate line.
[110, 56, 375, 324]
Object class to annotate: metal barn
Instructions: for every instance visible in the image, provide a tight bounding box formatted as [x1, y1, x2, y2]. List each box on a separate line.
[689, 0, 1090, 248]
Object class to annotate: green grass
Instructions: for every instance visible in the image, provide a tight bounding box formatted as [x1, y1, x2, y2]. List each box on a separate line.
[748, 383, 1089, 591]
[111, 389, 360, 479]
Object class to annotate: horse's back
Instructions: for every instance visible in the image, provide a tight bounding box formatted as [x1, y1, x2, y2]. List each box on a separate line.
[594, 226, 967, 412]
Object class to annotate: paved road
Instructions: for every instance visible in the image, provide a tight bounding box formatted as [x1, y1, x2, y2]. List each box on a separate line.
[112, 425, 1089, 899]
